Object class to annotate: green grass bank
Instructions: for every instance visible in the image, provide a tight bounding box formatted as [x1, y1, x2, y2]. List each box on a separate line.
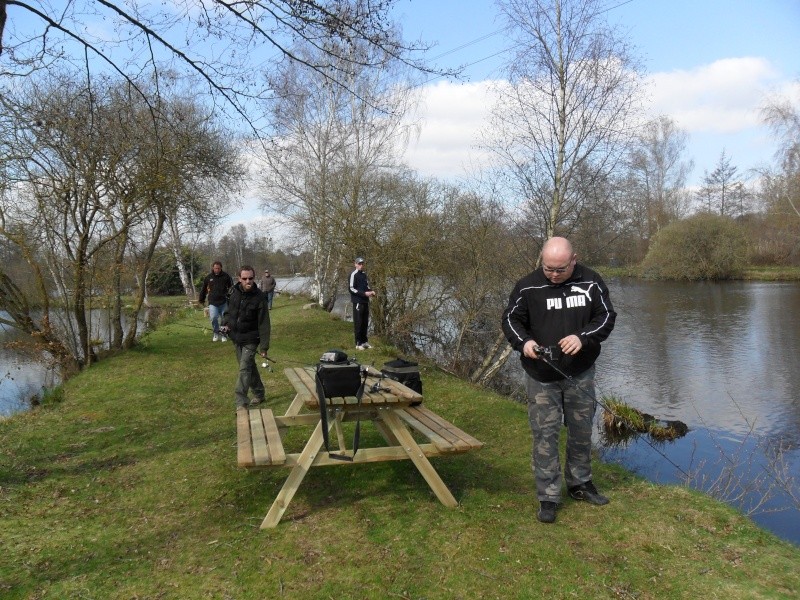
[1, 296, 798, 599]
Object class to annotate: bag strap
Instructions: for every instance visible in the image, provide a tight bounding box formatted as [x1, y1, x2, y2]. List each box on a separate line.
[314, 368, 367, 462]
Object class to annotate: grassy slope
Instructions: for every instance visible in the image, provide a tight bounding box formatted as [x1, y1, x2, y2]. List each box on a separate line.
[1, 297, 798, 599]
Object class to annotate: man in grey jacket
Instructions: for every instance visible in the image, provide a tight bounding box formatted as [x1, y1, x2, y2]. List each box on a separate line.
[260, 268, 277, 310]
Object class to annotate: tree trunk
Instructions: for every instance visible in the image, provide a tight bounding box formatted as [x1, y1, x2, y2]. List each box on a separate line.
[477, 344, 513, 386]
[111, 234, 128, 350]
[124, 210, 166, 348]
[470, 331, 512, 384]
[168, 216, 195, 301]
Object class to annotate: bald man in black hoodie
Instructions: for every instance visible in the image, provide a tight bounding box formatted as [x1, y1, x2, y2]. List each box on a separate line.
[502, 237, 616, 524]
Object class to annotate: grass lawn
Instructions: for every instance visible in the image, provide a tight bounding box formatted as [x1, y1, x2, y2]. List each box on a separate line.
[1, 296, 798, 599]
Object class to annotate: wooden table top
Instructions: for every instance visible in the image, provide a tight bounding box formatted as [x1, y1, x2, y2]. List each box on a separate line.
[284, 366, 423, 409]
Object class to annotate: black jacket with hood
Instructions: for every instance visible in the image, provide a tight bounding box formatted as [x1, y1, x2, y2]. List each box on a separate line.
[199, 270, 233, 307]
[502, 263, 616, 382]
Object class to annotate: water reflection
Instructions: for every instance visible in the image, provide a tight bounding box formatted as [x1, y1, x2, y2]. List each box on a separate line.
[0, 325, 59, 416]
[597, 280, 800, 438]
[595, 279, 800, 545]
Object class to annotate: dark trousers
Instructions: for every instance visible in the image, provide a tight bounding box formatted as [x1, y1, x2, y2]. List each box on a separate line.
[353, 301, 369, 345]
[234, 342, 265, 408]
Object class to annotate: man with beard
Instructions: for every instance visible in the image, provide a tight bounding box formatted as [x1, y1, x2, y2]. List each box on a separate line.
[221, 266, 271, 410]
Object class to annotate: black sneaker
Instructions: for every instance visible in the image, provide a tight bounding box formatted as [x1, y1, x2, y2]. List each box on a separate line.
[250, 397, 264, 406]
[568, 481, 609, 505]
[537, 501, 558, 523]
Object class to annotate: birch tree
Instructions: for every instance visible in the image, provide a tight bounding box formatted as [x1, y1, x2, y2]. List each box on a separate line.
[487, 0, 644, 240]
[761, 91, 800, 219]
[259, 38, 417, 310]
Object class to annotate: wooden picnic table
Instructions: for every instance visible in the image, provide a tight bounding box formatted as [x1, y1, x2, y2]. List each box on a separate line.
[237, 366, 484, 529]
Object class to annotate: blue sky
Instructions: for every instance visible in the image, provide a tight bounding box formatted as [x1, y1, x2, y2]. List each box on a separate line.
[392, 0, 800, 186]
[4, 0, 797, 232]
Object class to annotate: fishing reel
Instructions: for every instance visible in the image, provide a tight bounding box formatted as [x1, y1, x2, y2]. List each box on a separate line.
[364, 369, 391, 394]
[533, 344, 562, 361]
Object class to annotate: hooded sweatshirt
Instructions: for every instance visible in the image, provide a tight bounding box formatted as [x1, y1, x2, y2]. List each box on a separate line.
[502, 263, 616, 382]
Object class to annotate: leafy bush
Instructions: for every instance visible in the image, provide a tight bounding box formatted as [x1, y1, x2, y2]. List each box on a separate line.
[640, 213, 750, 280]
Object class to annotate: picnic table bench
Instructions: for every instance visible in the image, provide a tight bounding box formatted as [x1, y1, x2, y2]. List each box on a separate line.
[237, 366, 483, 528]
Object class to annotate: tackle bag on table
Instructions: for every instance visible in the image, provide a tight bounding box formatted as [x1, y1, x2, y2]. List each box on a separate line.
[315, 349, 365, 462]
[381, 357, 423, 405]
[316, 349, 362, 398]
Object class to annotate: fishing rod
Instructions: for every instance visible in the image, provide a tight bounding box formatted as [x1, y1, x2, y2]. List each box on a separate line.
[533, 344, 691, 479]
[170, 322, 209, 331]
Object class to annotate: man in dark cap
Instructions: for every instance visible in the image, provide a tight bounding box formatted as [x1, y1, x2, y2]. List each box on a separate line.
[348, 257, 376, 350]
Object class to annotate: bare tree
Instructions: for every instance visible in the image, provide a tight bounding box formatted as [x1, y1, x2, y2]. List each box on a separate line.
[435, 190, 517, 379]
[219, 224, 249, 270]
[0, 73, 242, 366]
[486, 0, 644, 241]
[0, 0, 441, 134]
[259, 37, 418, 310]
[152, 94, 245, 303]
[761, 89, 800, 219]
[748, 88, 800, 264]
[0, 78, 128, 366]
[624, 116, 693, 246]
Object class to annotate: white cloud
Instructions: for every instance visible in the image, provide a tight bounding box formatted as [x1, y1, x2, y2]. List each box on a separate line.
[403, 57, 794, 182]
[404, 80, 500, 179]
[646, 57, 781, 133]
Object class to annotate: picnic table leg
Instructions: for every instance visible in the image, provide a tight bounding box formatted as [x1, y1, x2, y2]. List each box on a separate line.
[260, 419, 326, 529]
[374, 419, 400, 446]
[284, 392, 306, 417]
[381, 410, 458, 508]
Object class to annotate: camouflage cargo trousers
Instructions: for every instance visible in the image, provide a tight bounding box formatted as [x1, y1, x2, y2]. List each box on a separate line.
[526, 365, 596, 503]
[234, 342, 265, 409]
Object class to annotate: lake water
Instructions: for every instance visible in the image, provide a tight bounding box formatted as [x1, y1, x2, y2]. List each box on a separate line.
[0, 324, 60, 415]
[593, 279, 800, 546]
[2, 279, 799, 545]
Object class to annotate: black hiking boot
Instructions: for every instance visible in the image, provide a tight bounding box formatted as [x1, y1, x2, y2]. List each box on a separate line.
[568, 481, 609, 505]
[537, 501, 558, 523]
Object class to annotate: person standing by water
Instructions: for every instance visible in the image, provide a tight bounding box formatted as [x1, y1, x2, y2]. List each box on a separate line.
[502, 237, 616, 524]
[260, 268, 277, 310]
[198, 260, 233, 342]
[349, 257, 376, 350]
[221, 266, 271, 410]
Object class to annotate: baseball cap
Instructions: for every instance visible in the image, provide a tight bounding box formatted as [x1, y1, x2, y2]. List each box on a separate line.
[355, 257, 365, 264]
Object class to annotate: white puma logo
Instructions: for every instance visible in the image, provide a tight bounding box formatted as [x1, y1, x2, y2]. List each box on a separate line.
[570, 285, 591, 301]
